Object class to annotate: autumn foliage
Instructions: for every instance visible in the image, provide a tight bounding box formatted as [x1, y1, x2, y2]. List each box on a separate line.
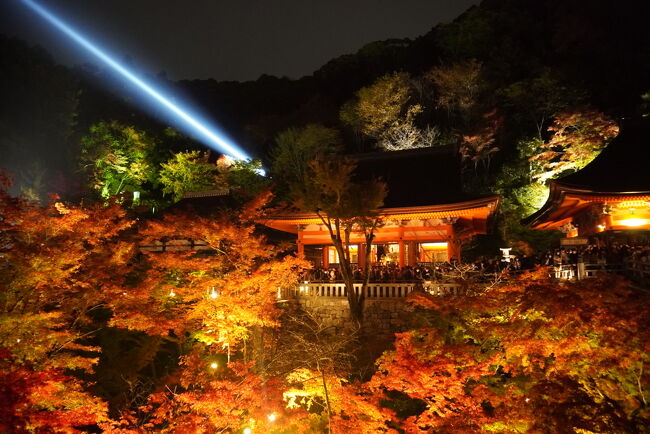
[370, 270, 650, 432]
[2, 172, 649, 432]
[0, 173, 129, 431]
[530, 109, 619, 182]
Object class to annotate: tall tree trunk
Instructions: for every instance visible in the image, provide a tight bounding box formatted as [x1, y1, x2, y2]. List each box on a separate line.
[317, 361, 333, 434]
[318, 212, 365, 326]
[333, 241, 362, 326]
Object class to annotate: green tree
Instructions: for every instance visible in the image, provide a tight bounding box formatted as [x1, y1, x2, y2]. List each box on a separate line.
[271, 124, 342, 198]
[489, 137, 559, 251]
[220, 158, 271, 200]
[80, 121, 159, 202]
[159, 150, 220, 201]
[341, 72, 421, 141]
[500, 71, 576, 138]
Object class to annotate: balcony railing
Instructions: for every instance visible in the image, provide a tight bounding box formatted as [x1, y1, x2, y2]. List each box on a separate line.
[279, 282, 465, 299]
[556, 261, 650, 288]
[624, 260, 650, 286]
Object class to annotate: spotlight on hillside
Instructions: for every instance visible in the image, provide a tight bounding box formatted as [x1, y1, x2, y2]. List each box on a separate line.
[20, 0, 251, 162]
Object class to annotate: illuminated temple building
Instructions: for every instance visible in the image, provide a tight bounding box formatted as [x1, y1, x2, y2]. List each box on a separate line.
[524, 118, 650, 239]
[263, 147, 499, 267]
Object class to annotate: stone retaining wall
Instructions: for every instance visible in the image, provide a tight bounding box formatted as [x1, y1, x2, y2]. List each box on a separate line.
[294, 296, 415, 334]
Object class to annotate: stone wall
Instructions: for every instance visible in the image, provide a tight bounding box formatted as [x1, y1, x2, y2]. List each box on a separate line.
[294, 296, 415, 335]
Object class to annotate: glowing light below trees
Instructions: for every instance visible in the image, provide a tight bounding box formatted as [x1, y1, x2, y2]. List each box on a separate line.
[19, 0, 251, 162]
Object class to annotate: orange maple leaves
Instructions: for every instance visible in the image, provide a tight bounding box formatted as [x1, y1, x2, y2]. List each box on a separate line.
[369, 272, 650, 432]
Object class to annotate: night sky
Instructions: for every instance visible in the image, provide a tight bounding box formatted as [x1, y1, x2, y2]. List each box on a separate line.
[1, 0, 479, 81]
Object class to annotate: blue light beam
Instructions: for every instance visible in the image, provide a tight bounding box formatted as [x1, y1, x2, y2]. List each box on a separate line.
[20, 0, 250, 161]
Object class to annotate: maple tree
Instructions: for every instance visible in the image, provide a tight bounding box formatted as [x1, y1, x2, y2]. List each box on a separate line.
[100, 192, 309, 432]
[529, 109, 619, 182]
[290, 156, 387, 325]
[368, 270, 650, 432]
[0, 172, 133, 432]
[1, 171, 311, 432]
[460, 109, 501, 175]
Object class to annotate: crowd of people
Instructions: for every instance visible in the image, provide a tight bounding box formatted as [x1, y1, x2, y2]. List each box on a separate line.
[299, 242, 650, 283]
[537, 242, 650, 279]
[301, 260, 510, 283]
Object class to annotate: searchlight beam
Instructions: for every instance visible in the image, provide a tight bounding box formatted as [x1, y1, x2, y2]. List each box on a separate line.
[20, 0, 250, 161]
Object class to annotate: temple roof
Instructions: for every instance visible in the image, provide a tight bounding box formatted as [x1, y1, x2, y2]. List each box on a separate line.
[552, 117, 650, 193]
[524, 117, 650, 229]
[353, 145, 484, 208]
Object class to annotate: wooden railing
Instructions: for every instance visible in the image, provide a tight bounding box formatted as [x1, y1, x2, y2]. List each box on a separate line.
[279, 282, 464, 299]
[140, 239, 210, 252]
[567, 261, 650, 288]
[624, 260, 650, 286]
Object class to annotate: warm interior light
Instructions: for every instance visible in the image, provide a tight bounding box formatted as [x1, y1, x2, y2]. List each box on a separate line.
[616, 218, 650, 227]
[421, 242, 448, 249]
[210, 362, 218, 369]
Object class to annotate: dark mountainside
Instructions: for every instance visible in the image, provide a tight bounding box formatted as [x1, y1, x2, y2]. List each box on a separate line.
[1, 0, 649, 203]
[176, 0, 650, 156]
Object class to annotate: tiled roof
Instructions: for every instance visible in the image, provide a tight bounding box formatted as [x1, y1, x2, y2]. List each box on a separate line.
[353, 145, 485, 208]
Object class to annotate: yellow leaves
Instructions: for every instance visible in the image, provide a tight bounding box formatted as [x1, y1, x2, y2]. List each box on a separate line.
[53, 202, 71, 215]
[347, 71, 419, 140]
[283, 368, 326, 410]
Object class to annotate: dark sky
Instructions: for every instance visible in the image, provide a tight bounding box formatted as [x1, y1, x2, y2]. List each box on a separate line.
[2, 0, 479, 81]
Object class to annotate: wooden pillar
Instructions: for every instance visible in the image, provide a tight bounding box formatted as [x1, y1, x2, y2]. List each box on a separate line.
[398, 240, 405, 268]
[322, 246, 329, 267]
[448, 240, 461, 262]
[446, 224, 460, 262]
[358, 244, 366, 269]
[408, 241, 417, 266]
[297, 241, 304, 258]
